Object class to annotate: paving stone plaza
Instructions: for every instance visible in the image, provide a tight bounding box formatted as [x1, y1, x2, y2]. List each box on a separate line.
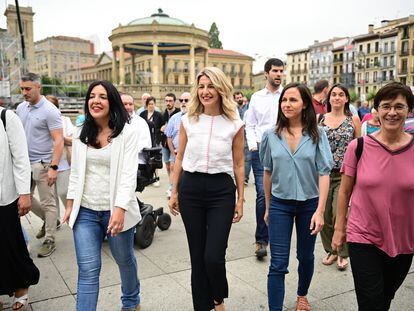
[1, 169, 413, 311]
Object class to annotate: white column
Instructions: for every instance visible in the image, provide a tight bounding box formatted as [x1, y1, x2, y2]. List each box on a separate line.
[119, 44, 125, 85]
[189, 45, 195, 85]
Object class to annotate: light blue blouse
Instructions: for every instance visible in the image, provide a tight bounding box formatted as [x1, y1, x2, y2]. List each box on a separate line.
[259, 126, 333, 201]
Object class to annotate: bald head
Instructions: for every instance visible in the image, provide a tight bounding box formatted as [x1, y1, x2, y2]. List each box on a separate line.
[121, 93, 135, 116]
[141, 93, 151, 105]
[179, 92, 191, 113]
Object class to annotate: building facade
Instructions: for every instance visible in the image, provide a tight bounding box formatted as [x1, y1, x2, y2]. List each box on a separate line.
[34, 36, 98, 81]
[285, 48, 309, 84]
[396, 17, 414, 86]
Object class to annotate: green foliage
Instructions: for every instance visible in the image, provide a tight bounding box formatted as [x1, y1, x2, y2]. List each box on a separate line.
[348, 90, 357, 102]
[366, 90, 377, 102]
[241, 89, 255, 101]
[208, 22, 223, 49]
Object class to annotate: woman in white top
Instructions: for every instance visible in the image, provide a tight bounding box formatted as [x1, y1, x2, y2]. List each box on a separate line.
[62, 80, 141, 311]
[169, 67, 245, 311]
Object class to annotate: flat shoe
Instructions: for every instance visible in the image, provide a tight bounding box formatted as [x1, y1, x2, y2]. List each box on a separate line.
[12, 294, 28, 311]
[322, 253, 337, 265]
[337, 256, 349, 271]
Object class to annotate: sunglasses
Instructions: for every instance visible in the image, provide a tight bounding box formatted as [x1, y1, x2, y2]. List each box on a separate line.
[179, 99, 189, 103]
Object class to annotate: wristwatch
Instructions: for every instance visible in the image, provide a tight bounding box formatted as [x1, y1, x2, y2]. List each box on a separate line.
[50, 164, 59, 171]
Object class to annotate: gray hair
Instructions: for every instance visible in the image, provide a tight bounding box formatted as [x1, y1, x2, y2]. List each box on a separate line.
[21, 72, 41, 84]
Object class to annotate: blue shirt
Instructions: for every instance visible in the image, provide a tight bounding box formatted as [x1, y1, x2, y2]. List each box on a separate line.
[259, 126, 333, 201]
[166, 111, 184, 150]
[16, 96, 62, 163]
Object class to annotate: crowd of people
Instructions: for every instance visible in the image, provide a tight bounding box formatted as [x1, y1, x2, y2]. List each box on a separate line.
[0, 62, 413, 311]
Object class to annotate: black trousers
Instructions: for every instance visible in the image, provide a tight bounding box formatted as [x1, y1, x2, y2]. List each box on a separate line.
[349, 242, 413, 311]
[179, 171, 236, 311]
[0, 199, 40, 296]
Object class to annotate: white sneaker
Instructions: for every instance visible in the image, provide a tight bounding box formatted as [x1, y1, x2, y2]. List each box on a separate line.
[153, 181, 160, 187]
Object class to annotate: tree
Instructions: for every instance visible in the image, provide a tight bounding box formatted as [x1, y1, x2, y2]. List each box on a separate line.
[208, 22, 223, 49]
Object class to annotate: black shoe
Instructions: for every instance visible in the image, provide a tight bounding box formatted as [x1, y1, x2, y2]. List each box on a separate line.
[255, 242, 267, 258]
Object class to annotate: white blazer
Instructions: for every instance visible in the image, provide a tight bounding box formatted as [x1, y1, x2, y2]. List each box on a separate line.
[67, 123, 141, 231]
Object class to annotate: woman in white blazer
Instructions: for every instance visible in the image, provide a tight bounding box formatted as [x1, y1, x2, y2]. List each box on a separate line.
[0, 107, 39, 311]
[63, 80, 141, 311]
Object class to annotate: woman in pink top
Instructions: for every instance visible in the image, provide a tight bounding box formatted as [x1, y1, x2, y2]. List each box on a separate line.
[332, 82, 414, 311]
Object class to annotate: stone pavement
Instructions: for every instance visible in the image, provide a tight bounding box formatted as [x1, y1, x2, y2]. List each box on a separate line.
[1, 169, 413, 310]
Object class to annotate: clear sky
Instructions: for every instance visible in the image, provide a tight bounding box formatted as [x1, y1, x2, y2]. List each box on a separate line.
[1, 0, 413, 73]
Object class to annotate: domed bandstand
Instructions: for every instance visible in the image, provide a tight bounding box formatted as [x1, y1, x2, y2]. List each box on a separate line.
[67, 9, 253, 102]
[109, 9, 210, 98]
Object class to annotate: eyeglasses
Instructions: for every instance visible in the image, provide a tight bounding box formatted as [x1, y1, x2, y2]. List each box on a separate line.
[179, 99, 189, 103]
[378, 104, 408, 112]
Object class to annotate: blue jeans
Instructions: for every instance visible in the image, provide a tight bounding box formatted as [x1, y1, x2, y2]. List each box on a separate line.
[267, 196, 318, 311]
[251, 150, 268, 244]
[244, 144, 252, 182]
[73, 207, 140, 311]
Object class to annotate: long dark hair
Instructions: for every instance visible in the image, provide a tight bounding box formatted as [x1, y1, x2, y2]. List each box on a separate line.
[276, 83, 320, 143]
[80, 80, 129, 148]
[326, 84, 352, 116]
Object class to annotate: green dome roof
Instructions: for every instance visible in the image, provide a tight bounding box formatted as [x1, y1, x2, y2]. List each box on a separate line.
[128, 9, 188, 26]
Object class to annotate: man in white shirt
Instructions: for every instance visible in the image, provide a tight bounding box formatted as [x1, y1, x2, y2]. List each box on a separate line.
[245, 58, 284, 258]
[121, 93, 152, 165]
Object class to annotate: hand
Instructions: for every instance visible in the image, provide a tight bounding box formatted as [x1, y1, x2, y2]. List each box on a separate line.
[332, 229, 346, 253]
[168, 192, 180, 216]
[233, 200, 243, 223]
[62, 204, 73, 224]
[161, 125, 166, 132]
[47, 168, 58, 186]
[107, 207, 125, 237]
[310, 210, 324, 235]
[17, 194, 31, 216]
[250, 147, 258, 152]
[264, 209, 269, 226]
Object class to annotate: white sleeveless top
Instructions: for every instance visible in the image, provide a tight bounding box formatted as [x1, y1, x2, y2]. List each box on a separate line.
[182, 113, 244, 178]
[80, 144, 111, 211]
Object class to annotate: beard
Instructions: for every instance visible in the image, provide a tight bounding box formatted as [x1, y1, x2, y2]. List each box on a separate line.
[237, 100, 244, 105]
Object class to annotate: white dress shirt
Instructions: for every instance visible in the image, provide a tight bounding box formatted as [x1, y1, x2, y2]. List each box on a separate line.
[130, 113, 152, 164]
[245, 86, 283, 150]
[0, 108, 31, 205]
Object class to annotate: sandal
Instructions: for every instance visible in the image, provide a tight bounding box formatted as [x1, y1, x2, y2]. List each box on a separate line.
[12, 293, 29, 311]
[337, 256, 349, 271]
[296, 296, 310, 311]
[322, 253, 338, 266]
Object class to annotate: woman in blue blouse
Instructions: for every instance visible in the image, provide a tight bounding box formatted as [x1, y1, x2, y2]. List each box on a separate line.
[260, 83, 333, 311]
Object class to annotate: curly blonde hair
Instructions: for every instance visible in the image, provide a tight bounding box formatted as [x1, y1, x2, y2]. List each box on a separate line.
[187, 67, 238, 121]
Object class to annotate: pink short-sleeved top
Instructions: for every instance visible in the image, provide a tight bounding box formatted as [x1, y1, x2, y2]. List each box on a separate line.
[341, 135, 414, 257]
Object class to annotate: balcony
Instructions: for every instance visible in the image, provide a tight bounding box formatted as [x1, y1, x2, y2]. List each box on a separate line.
[333, 57, 343, 64]
[398, 68, 408, 75]
[290, 69, 308, 75]
[399, 50, 409, 57]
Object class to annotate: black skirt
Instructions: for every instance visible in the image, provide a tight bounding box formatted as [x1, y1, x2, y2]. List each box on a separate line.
[0, 199, 40, 296]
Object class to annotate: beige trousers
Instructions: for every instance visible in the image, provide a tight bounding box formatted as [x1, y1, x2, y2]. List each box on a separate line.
[30, 162, 57, 241]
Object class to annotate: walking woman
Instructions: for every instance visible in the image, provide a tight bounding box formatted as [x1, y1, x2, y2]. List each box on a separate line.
[0, 107, 39, 311]
[139, 96, 164, 147]
[332, 82, 414, 310]
[169, 67, 245, 311]
[63, 80, 141, 311]
[318, 84, 361, 270]
[260, 83, 333, 311]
